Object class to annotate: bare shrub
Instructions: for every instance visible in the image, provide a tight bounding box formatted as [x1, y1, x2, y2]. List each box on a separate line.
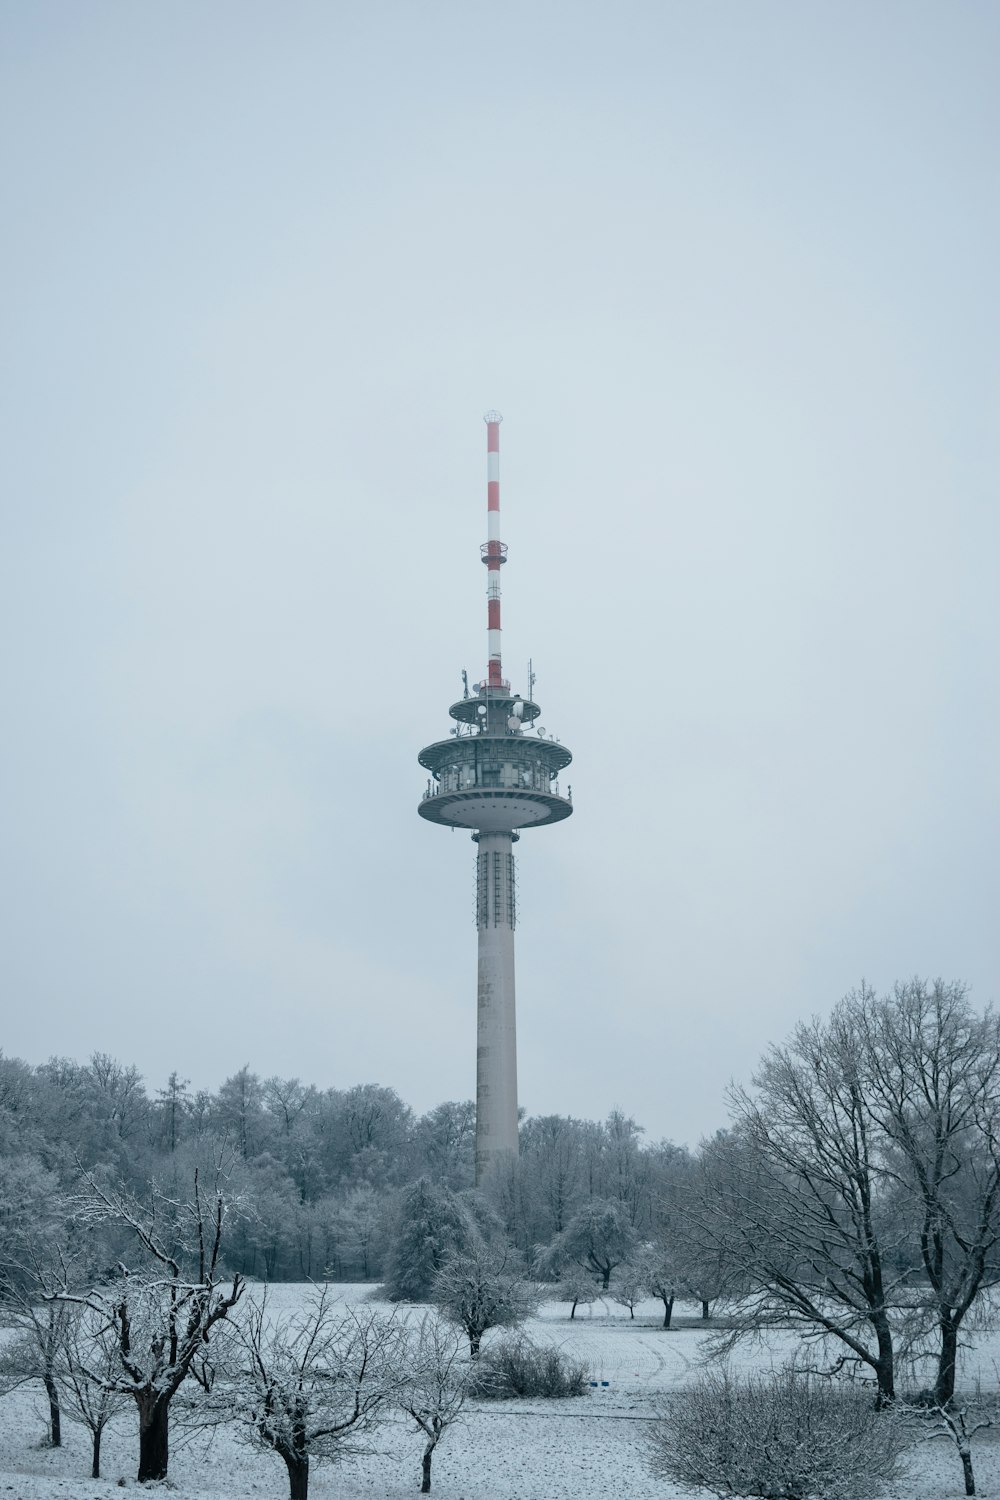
[649, 1365, 906, 1500]
[467, 1334, 586, 1399]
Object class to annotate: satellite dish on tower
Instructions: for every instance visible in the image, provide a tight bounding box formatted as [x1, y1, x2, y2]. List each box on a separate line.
[507, 716, 521, 731]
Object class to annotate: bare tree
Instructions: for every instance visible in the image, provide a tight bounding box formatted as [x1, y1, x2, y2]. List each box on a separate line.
[649, 1365, 906, 1500]
[58, 1306, 130, 1478]
[907, 1398, 993, 1497]
[234, 1285, 401, 1500]
[0, 1298, 73, 1446]
[849, 980, 1000, 1406]
[0, 1156, 74, 1446]
[612, 1262, 646, 1319]
[398, 1312, 470, 1493]
[686, 1010, 908, 1405]
[556, 1268, 597, 1320]
[432, 1241, 538, 1356]
[51, 1166, 244, 1482]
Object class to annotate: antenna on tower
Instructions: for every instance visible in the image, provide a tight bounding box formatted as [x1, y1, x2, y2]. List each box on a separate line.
[528, 658, 536, 700]
[461, 669, 469, 700]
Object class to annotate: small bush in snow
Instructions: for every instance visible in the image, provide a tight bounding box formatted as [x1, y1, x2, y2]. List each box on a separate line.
[648, 1365, 905, 1500]
[467, 1335, 586, 1399]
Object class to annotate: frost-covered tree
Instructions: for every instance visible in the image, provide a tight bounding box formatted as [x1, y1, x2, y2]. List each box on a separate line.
[412, 1101, 476, 1191]
[906, 1398, 993, 1498]
[688, 1021, 904, 1405]
[0, 1160, 78, 1446]
[336, 1184, 387, 1280]
[58, 1306, 130, 1478]
[432, 1241, 538, 1356]
[649, 1365, 905, 1500]
[216, 1066, 268, 1159]
[637, 1244, 680, 1329]
[155, 1072, 191, 1154]
[557, 1268, 598, 1320]
[612, 1262, 647, 1319]
[539, 1198, 637, 1290]
[53, 1166, 244, 1482]
[384, 1178, 477, 1301]
[398, 1313, 470, 1493]
[235, 1286, 401, 1500]
[848, 979, 1000, 1406]
[0, 1301, 73, 1447]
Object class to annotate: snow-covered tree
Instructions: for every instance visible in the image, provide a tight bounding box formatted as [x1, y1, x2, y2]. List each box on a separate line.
[637, 1244, 680, 1329]
[557, 1268, 598, 1320]
[539, 1198, 637, 1290]
[432, 1241, 538, 1356]
[155, 1072, 191, 1154]
[384, 1178, 477, 1301]
[412, 1100, 476, 1191]
[0, 1301, 73, 1447]
[612, 1262, 647, 1319]
[398, 1313, 470, 1493]
[688, 1029, 904, 1404]
[234, 1286, 401, 1500]
[58, 1306, 130, 1478]
[0, 1162, 80, 1447]
[906, 1397, 994, 1498]
[336, 1184, 387, 1280]
[52, 1166, 244, 1482]
[848, 979, 1000, 1407]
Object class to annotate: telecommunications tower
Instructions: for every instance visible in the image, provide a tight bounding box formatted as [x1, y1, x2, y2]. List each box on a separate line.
[418, 413, 573, 1185]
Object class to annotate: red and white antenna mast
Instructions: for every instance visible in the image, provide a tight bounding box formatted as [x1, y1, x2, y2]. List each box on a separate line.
[482, 410, 507, 690]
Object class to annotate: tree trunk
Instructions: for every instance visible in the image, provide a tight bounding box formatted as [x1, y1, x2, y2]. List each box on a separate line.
[281, 1450, 310, 1500]
[92, 1426, 102, 1480]
[628, 1304, 635, 1319]
[569, 1299, 579, 1320]
[137, 1395, 170, 1482]
[662, 1296, 674, 1330]
[936, 1313, 959, 1407]
[701, 1299, 710, 1320]
[601, 1268, 610, 1290]
[43, 1374, 61, 1447]
[871, 1309, 895, 1407]
[421, 1446, 433, 1493]
[469, 1331, 482, 1357]
[960, 1444, 975, 1496]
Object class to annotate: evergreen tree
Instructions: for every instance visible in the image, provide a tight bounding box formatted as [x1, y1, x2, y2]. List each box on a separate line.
[383, 1179, 477, 1301]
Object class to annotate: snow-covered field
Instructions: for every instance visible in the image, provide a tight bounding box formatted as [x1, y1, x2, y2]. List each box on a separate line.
[2, 1285, 998, 1500]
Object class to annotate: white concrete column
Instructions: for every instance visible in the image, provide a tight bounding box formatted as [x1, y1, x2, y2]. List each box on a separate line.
[475, 831, 518, 1183]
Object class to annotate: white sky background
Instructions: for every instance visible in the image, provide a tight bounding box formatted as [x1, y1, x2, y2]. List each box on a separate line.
[1, 1, 997, 1147]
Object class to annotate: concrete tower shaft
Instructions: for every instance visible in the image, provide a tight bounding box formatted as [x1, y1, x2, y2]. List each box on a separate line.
[475, 831, 518, 1172]
[417, 414, 573, 1185]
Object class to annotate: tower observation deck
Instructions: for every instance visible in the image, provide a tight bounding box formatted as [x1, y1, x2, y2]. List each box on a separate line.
[418, 414, 573, 1184]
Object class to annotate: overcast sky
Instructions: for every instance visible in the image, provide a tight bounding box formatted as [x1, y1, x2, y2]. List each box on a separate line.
[1, 1, 997, 1146]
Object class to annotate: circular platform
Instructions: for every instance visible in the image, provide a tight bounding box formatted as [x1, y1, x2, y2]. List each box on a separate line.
[418, 786, 572, 831]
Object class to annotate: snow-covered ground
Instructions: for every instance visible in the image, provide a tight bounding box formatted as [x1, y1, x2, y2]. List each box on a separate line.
[2, 1286, 998, 1499]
